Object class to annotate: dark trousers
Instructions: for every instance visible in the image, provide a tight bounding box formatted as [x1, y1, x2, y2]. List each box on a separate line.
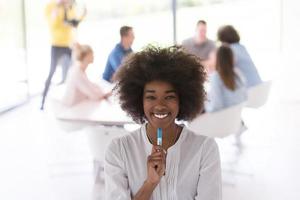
[41, 46, 72, 109]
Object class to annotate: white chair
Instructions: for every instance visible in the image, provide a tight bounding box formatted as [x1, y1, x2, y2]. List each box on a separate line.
[85, 125, 129, 185]
[188, 102, 246, 138]
[85, 125, 128, 161]
[246, 81, 272, 108]
[49, 99, 87, 132]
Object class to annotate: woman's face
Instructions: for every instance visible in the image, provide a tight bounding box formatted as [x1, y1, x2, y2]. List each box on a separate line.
[86, 51, 94, 64]
[143, 81, 179, 130]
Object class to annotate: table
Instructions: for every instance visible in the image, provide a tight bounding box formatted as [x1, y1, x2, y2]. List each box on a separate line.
[55, 99, 134, 126]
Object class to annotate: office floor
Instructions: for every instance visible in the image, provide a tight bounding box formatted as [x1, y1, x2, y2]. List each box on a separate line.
[0, 70, 300, 200]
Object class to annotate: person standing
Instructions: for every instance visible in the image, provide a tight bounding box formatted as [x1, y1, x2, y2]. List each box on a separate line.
[41, 0, 86, 110]
[102, 26, 134, 82]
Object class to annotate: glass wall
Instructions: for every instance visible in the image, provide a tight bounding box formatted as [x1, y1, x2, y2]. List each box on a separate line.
[20, 0, 174, 98]
[1, 0, 299, 111]
[75, 0, 174, 80]
[0, 0, 29, 112]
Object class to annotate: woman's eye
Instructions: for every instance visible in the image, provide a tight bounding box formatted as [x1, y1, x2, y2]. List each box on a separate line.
[165, 95, 176, 100]
[145, 96, 156, 100]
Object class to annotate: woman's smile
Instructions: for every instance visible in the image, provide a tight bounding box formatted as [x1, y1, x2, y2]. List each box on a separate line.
[153, 113, 170, 119]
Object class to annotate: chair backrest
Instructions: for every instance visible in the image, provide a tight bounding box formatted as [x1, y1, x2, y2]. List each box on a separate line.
[188, 102, 245, 138]
[85, 126, 129, 161]
[246, 81, 272, 108]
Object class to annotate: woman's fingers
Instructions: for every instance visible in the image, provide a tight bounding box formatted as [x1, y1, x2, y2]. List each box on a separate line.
[152, 145, 164, 153]
[150, 152, 163, 157]
[148, 155, 166, 172]
[149, 145, 166, 175]
[151, 146, 166, 158]
[148, 156, 163, 165]
[157, 166, 165, 176]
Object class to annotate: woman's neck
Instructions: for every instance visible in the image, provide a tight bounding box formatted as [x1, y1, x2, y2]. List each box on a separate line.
[79, 61, 88, 71]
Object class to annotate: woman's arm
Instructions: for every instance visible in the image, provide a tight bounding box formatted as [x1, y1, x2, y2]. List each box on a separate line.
[45, 4, 63, 28]
[133, 181, 157, 200]
[105, 140, 165, 200]
[75, 71, 104, 100]
[133, 145, 166, 200]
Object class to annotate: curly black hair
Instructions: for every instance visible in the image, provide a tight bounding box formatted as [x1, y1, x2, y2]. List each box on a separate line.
[114, 45, 207, 124]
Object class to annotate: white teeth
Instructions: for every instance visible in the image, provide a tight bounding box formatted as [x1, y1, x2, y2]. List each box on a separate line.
[154, 113, 168, 119]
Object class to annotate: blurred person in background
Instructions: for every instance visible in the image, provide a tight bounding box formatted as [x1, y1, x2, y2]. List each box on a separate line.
[62, 43, 111, 106]
[102, 26, 134, 83]
[217, 25, 262, 88]
[41, 0, 86, 110]
[205, 44, 247, 112]
[182, 20, 216, 68]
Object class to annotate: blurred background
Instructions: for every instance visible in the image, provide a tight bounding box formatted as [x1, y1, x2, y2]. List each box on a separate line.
[0, 0, 300, 199]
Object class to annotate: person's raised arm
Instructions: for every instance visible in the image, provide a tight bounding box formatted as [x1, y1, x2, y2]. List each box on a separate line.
[133, 146, 165, 200]
[105, 141, 165, 200]
[45, 4, 63, 28]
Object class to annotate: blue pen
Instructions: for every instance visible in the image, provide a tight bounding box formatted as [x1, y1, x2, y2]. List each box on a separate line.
[157, 128, 162, 146]
[157, 128, 165, 175]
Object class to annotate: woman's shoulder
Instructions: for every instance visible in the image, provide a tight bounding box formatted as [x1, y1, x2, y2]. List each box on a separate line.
[109, 126, 144, 148]
[209, 71, 221, 81]
[180, 127, 219, 158]
[183, 127, 217, 149]
[209, 72, 223, 87]
[230, 43, 248, 54]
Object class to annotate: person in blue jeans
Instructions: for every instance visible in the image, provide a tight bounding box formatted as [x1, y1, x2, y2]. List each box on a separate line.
[102, 26, 135, 82]
[217, 25, 262, 88]
[40, 0, 86, 110]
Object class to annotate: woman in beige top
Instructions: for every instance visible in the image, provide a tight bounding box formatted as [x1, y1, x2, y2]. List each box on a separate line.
[62, 44, 111, 106]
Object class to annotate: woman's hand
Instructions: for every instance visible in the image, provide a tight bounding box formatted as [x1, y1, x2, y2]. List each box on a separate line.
[146, 145, 166, 186]
[103, 91, 112, 99]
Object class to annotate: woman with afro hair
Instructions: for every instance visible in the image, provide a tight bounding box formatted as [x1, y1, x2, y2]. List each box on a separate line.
[104, 46, 221, 200]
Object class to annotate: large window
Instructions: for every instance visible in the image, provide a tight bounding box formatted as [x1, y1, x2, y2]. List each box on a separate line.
[22, 0, 174, 92]
[75, 0, 174, 79]
[1, 0, 298, 112]
[0, 0, 29, 112]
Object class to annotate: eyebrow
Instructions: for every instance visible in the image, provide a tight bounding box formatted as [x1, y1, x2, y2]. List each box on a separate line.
[165, 90, 177, 94]
[144, 90, 155, 93]
[144, 90, 177, 93]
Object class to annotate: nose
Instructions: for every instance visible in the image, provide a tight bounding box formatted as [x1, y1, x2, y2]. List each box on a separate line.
[153, 98, 168, 112]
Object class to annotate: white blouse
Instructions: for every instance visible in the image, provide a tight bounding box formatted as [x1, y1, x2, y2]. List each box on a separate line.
[104, 124, 222, 200]
[62, 65, 104, 106]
